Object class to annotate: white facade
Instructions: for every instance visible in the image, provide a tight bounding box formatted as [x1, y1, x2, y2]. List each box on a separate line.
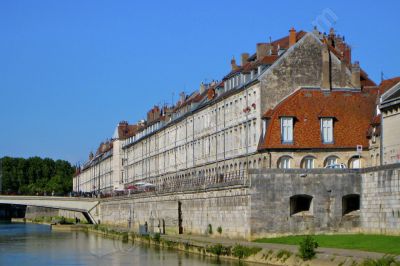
[73, 139, 123, 194]
[122, 84, 262, 184]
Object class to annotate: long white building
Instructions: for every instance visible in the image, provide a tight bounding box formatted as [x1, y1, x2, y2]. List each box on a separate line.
[74, 28, 379, 194]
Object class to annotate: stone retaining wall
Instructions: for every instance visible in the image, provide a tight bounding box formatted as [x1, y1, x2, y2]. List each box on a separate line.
[97, 164, 400, 239]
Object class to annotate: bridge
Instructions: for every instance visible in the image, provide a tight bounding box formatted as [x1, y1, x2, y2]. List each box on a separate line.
[0, 196, 99, 224]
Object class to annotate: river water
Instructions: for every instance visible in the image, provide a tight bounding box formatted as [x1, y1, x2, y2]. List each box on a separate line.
[0, 223, 259, 266]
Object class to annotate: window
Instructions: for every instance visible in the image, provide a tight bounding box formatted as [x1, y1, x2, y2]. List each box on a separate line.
[324, 156, 338, 167]
[281, 117, 293, 143]
[278, 156, 292, 169]
[321, 118, 333, 143]
[302, 156, 315, 169]
[349, 156, 362, 168]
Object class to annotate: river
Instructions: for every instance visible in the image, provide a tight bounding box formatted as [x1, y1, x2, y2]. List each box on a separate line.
[0, 223, 260, 266]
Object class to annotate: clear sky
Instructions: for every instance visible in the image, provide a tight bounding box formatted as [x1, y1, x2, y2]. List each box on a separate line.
[0, 0, 399, 164]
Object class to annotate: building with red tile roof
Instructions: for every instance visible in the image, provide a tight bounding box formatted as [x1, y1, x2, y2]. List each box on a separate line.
[74, 26, 382, 194]
[258, 87, 379, 168]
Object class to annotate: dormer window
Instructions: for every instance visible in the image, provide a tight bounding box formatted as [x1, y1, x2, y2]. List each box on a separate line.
[281, 117, 293, 143]
[321, 118, 334, 144]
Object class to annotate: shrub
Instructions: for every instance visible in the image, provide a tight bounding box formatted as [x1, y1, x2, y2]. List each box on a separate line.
[298, 235, 319, 260]
[206, 244, 230, 256]
[59, 216, 66, 224]
[217, 226, 222, 234]
[152, 232, 161, 242]
[232, 244, 261, 259]
[207, 224, 213, 234]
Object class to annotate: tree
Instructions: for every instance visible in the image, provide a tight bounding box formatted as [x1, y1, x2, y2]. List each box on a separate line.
[0, 156, 75, 195]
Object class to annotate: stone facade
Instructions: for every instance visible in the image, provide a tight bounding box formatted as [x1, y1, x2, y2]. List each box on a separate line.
[379, 79, 400, 164]
[99, 188, 250, 239]
[360, 164, 400, 234]
[95, 164, 400, 239]
[73, 139, 123, 194]
[249, 168, 361, 238]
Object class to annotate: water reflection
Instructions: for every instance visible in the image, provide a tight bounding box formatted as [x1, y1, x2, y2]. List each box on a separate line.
[0, 223, 259, 266]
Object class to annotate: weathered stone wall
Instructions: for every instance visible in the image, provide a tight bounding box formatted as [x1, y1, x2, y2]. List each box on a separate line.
[360, 164, 400, 234]
[99, 187, 251, 239]
[259, 33, 352, 112]
[97, 164, 400, 239]
[249, 169, 361, 239]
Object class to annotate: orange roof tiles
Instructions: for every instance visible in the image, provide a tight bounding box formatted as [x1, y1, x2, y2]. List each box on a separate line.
[258, 88, 379, 150]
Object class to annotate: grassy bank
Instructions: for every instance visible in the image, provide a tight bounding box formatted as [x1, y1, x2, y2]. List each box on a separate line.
[255, 234, 400, 255]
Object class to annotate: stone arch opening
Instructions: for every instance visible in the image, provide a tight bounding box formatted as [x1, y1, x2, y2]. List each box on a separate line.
[342, 194, 360, 215]
[290, 194, 313, 216]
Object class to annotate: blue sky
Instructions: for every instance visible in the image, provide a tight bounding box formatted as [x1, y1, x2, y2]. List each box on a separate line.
[0, 0, 399, 164]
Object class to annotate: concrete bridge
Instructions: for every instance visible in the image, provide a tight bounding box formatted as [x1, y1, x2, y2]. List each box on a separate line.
[0, 196, 99, 224]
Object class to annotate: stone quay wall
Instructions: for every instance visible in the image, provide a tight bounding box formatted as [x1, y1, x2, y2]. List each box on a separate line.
[96, 164, 400, 240]
[360, 164, 400, 234]
[99, 187, 250, 239]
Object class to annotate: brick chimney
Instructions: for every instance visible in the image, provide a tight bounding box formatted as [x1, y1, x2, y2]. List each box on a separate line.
[230, 58, 239, 71]
[321, 42, 331, 91]
[256, 43, 268, 60]
[289, 27, 296, 47]
[343, 45, 351, 66]
[241, 53, 249, 66]
[351, 61, 361, 89]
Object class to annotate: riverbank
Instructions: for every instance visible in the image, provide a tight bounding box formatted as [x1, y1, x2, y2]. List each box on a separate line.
[44, 223, 400, 266]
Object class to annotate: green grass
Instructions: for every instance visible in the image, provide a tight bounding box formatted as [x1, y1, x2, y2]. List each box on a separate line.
[254, 234, 400, 255]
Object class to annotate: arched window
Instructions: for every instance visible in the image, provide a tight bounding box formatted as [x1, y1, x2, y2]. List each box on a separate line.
[278, 156, 292, 169]
[324, 156, 339, 167]
[349, 156, 362, 169]
[301, 156, 315, 169]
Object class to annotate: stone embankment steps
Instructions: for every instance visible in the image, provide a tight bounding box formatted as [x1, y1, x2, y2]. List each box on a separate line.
[162, 234, 399, 261]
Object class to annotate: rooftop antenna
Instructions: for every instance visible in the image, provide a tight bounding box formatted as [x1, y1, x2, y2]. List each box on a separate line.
[381, 71, 385, 83]
[269, 36, 272, 44]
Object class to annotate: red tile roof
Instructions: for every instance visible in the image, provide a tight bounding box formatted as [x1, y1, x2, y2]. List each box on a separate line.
[117, 123, 139, 139]
[259, 88, 379, 150]
[378, 77, 400, 93]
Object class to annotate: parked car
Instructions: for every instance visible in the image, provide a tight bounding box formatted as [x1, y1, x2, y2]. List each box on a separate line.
[325, 163, 347, 169]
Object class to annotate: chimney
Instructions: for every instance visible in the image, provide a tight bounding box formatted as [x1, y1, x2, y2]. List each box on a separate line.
[230, 58, 238, 71]
[289, 27, 296, 47]
[321, 42, 331, 91]
[199, 82, 206, 94]
[343, 45, 351, 66]
[256, 43, 268, 60]
[351, 61, 361, 89]
[89, 151, 94, 160]
[241, 53, 249, 66]
[179, 92, 186, 103]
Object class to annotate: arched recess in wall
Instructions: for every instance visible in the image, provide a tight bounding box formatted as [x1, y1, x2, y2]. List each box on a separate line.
[301, 156, 316, 169]
[348, 156, 363, 169]
[290, 194, 313, 216]
[277, 156, 292, 169]
[324, 155, 339, 167]
[342, 194, 360, 216]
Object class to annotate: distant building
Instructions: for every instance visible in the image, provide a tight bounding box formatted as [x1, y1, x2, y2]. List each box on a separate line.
[73, 122, 138, 194]
[74, 27, 384, 193]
